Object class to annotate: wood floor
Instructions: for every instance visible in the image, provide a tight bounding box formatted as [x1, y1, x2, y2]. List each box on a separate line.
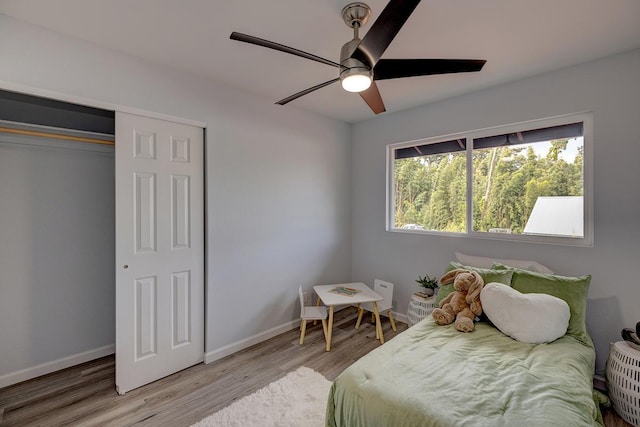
[0, 307, 631, 426]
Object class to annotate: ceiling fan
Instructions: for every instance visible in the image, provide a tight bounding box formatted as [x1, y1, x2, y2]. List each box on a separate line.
[230, 0, 486, 115]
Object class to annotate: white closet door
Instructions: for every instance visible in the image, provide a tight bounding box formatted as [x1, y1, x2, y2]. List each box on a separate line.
[115, 112, 204, 395]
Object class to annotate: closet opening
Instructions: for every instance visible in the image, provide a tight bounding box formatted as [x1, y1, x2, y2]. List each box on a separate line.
[0, 89, 116, 388]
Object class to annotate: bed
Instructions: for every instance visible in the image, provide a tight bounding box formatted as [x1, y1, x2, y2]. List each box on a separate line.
[326, 263, 603, 427]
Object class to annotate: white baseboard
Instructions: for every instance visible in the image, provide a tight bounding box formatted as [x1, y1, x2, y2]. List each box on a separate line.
[0, 310, 407, 389]
[205, 320, 300, 364]
[0, 344, 115, 389]
[393, 311, 408, 325]
[205, 309, 410, 365]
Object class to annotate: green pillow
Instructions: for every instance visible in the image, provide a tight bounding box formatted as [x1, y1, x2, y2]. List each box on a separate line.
[434, 262, 514, 307]
[494, 264, 592, 344]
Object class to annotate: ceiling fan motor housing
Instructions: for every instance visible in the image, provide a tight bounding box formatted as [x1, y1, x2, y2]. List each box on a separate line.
[340, 38, 372, 91]
[340, 38, 370, 71]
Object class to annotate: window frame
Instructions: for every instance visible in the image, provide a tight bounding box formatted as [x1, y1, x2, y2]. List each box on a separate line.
[386, 112, 594, 247]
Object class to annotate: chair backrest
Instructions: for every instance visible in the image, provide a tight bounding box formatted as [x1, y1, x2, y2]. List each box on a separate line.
[298, 285, 305, 317]
[373, 279, 394, 307]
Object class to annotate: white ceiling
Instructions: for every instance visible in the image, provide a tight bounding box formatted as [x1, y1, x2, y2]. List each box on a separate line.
[1, 0, 640, 123]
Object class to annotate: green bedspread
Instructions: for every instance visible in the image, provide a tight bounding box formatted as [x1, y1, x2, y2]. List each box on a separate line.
[326, 318, 602, 427]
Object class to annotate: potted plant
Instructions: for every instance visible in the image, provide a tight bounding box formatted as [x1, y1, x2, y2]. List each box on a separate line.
[415, 275, 439, 297]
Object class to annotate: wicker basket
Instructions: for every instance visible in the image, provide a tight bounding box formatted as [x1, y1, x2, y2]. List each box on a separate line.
[606, 341, 640, 426]
[407, 293, 436, 326]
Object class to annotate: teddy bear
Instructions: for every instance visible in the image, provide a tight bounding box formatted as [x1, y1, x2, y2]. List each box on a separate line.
[431, 269, 484, 332]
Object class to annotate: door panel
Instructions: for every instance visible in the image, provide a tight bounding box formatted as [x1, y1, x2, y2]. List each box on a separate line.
[135, 172, 157, 253]
[135, 276, 157, 360]
[172, 270, 191, 348]
[115, 112, 204, 395]
[171, 174, 190, 249]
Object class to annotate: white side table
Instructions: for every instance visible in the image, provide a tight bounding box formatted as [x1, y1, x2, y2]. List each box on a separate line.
[407, 293, 435, 326]
[606, 341, 640, 426]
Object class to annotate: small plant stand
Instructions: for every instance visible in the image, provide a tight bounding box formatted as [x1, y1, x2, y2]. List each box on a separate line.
[407, 292, 436, 327]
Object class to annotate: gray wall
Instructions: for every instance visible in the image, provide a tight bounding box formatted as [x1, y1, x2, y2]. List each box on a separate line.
[351, 49, 640, 372]
[0, 14, 352, 375]
[2, 10, 637, 379]
[0, 136, 114, 376]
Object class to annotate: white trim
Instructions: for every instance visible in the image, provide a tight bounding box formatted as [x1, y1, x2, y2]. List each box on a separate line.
[465, 137, 473, 234]
[0, 80, 207, 129]
[386, 112, 590, 150]
[205, 320, 300, 364]
[385, 145, 397, 232]
[205, 309, 409, 365]
[393, 310, 408, 325]
[0, 344, 115, 389]
[386, 112, 593, 247]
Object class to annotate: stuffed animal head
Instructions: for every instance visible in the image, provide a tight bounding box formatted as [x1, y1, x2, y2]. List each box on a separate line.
[440, 269, 484, 303]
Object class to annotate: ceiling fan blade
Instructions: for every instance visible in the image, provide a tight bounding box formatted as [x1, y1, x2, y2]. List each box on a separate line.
[359, 82, 386, 114]
[351, 0, 421, 66]
[373, 58, 487, 80]
[230, 32, 340, 68]
[276, 78, 340, 105]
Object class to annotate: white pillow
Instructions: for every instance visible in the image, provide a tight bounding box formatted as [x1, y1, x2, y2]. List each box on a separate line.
[455, 251, 554, 274]
[480, 282, 570, 344]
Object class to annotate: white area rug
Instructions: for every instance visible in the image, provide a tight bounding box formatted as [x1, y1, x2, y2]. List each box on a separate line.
[191, 366, 332, 427]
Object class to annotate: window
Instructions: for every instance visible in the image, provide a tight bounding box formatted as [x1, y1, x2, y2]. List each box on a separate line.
[387, 113, 593, 246]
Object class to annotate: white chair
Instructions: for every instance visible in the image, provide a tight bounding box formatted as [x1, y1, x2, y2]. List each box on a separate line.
[299, 286, 328, 345]
[355, 279, 397, 332]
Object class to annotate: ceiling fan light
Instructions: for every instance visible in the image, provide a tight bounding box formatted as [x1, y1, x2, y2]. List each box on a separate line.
[341, 72, 372, 92]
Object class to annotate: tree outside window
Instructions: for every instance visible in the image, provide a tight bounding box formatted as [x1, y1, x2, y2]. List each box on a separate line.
[389, 115, 591, 245]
